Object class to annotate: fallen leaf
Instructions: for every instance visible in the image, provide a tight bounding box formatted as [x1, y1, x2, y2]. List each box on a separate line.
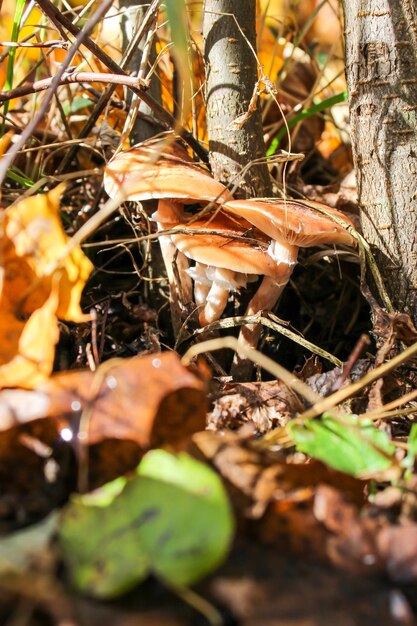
[3, 185, 93, 321]
[0, 285, 60, 388]
[0, 352, 208, 527]
[377, 523, 417, 583]
[193, 430, 365, 516]
[59, 450, 234, 597]
[208, 379, 302, 432]
[0, 186, 93, 387]
[43, 351, 208, 449]
[288, 412, 397, 478]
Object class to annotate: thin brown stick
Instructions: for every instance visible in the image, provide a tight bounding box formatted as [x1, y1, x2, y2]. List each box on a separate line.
[0, 39, 68, 49]
[0, 71, 150, 102]
[0, 0, 114, 187]
[35, 0, 208, 163]
[57, 0, 161, 173]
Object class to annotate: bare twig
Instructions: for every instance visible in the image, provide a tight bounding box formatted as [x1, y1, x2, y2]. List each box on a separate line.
[35, 0, 208, 162]
[0, 71, 150, 102]
[0, 0, 114, 187]
[57, 0, 161, 172]
[0, 39, 68, 49]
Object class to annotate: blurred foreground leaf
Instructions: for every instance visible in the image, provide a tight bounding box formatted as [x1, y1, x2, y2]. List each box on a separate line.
[0, 512, 58, 575]
[288, 413, 396, 477]
[59, 450, 234, 597]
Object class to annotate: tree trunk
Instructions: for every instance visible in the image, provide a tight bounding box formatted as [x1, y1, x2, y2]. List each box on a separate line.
[342, 0, 417, 325]
[119, 0, 161, 144]
[203, 0, 272, 198]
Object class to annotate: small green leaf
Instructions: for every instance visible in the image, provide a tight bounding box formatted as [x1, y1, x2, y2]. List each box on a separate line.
[59, 451, 234, 598]
[267, 91, 348, 155]
[402, 423, 417, 475]
[6, 167, 34, 188]
[63, 96, 94, 116]
[288, 412, 396, 476]
[164, 0, 190, 121]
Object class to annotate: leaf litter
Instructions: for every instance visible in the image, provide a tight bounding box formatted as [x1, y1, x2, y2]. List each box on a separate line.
[0, 1, 417, 625]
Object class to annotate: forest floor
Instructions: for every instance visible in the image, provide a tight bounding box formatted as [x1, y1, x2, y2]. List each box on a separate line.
[1, 1, 417, 625]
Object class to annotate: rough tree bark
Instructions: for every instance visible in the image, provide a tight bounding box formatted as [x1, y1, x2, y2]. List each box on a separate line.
[342, 0, 417, 325]
[203, 0, 272, 198]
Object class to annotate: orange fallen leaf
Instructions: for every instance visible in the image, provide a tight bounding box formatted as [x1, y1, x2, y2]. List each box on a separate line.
[3, 185, 93, 321]
[0, 185, 93, 388]
[0, 284, 60, 389]
[44, 351, 207, 449]
[0, 352, 208, 521]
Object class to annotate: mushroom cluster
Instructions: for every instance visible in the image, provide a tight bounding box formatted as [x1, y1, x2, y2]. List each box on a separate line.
[104, 135, 357, 356]
[222, 197, 356, 350]
[104, 136, 231, 328]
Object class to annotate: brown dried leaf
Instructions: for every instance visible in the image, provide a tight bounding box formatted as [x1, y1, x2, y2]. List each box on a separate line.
[193, 430, 365, 518]
[0, 352, 207, 527]
[0, 186, 93, 388]
[208, 380, 303, 432]
[42, 352, 208, 448]
[377, 524, 417, 583]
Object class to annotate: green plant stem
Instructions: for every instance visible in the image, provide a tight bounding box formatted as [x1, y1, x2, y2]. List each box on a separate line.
[267, 91, 347, 155]
[1, 0, 26, 135]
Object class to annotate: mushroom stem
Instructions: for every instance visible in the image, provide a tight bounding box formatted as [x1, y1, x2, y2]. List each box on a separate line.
[188, 262, 211, 307]
[232, 241, 298, 380]
[237, 275, 289, 350]
[199, 267, 239, 326]
[156, 200, 192, 335]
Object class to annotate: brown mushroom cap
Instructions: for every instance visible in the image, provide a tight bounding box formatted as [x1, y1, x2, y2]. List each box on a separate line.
[104, 142, 229, 205]
[222, 199, 356, 247]
[170, 213, 297, 277]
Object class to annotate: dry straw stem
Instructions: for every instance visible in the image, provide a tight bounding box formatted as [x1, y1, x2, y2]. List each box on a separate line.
[260, 341, 417, 448]
[294, 340, 417, 423]
[181, 336, 321, 406]
[180, 312, 342, 367]
[0, 0, 115, 187]
[360, 387, 417, 420]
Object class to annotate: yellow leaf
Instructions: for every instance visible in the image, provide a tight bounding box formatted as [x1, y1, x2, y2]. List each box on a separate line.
[257, 26, 285, 84]
[0, 131, 13, 157]
[3, 185, 93, 321]
[0, 285, 60, 388]
[0, 186, 94, 388]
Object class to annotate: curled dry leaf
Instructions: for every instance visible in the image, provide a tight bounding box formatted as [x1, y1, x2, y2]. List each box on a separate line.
[0, 352, 208, 527]
[0, 286, 60, 389]
[3, 185, 93, 322]
[208, 379, 303, 432]
[42, 352, 207, 449]
[0, 186, 93, 388]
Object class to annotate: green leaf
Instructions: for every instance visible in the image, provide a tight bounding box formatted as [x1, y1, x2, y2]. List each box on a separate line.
[63, 96, 94, 116]
[59, 451, 234, 598]
[288, 412, 396, 476]
[402, 423, 417, 475]
[164, 0, 190, 121]
[6, 166, 34, 188]
[267, 91, 348, 155]
[1, 0, 26, 133]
